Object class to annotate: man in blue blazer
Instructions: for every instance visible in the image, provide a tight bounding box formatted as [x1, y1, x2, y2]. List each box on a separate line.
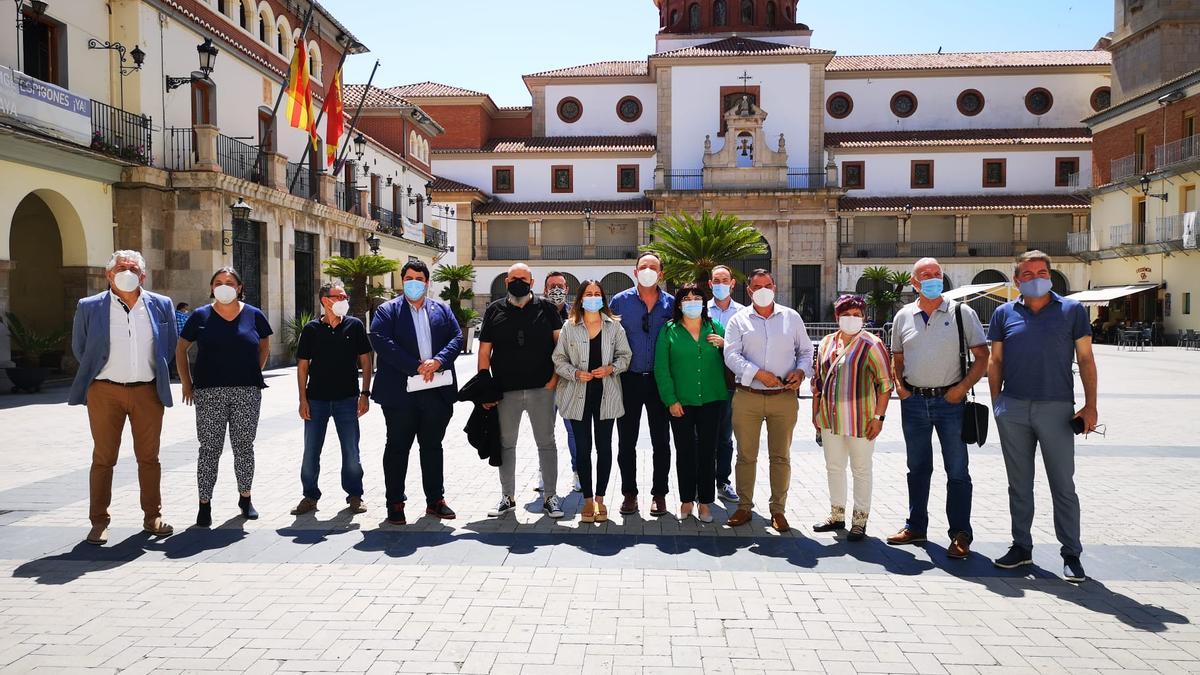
[370, 259, 463, 526]
[69, 250, 178, 545]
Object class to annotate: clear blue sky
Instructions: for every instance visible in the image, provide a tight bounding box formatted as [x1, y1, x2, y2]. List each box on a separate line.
[321, 0, 1113, 107]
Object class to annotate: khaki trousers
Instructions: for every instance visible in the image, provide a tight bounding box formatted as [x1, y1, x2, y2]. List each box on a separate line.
[732, 389, 798, 514]
[87, 381, 164, 527]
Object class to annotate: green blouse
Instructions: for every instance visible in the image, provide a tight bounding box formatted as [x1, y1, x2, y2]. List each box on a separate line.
[654, 319, 730, 407]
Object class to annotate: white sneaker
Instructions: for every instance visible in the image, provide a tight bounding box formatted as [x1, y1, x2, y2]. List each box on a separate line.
[488, 496, 516, 517]
[572, 472, 582, 493]
[535, 476, 544, 493]
[543, 495, 564, 519]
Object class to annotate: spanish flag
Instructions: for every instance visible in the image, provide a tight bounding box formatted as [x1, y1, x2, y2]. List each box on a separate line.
[322, 67, 344, 167]
[285, 39, 318, 149]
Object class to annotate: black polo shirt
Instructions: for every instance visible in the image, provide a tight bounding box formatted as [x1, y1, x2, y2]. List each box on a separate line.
[478, 296, 563, 392]
[296, 316, 372, 401]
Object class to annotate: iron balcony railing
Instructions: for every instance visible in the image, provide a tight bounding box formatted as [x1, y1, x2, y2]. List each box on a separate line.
[424, 225, 448, 250]
[541, 244, 584, 260]
[1110, 153, 1145, 183]
[487, 245, 530, 259]
[286, 161, 313, 199]
[371, 205, 399, 235]
[967, 242, 1014, 257]
[1151, 213, 1194, 244]
[664, 170, 703, 190]
[664, 168, 827, 190]
[841, 242, 898, 258]
[216, 133, 265, 184]
[163, 127, 195, 171]
[1067, 231, 1093, 254]
[1109, 223, 1136, 246]
[595, 244, 640, 259]
[909, 242, 955, 258]
[1154, 134, 1200, 169]
[335, 183, 357, 212]
[1065, 171, 1081, 189]
[1025, 240, 1069, 256]
[90, 100, 152, 165]
[786, 168, 826, 189]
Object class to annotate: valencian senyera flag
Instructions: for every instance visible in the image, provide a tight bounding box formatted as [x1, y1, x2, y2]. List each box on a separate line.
[285, 39, 318, 150]
[322, 67, 344, 167]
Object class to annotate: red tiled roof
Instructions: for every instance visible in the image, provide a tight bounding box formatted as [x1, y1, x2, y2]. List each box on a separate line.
[840, 194, 1091, 212]
[476, 199, 654, 216]
[434, 135, 656, 154]
[526, 60, 650, 78]
[498, 106, 533, 112]
[429, 176, 483, 193]
[827, 50, 1110, 72]
[654, 36, 832, 58]
[343, 84, 410, 108]
[826, 128, 1092, 149]
[387, 81, 488, 98]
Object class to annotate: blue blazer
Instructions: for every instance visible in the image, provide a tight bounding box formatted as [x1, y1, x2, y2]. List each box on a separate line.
[68, 290, 178, 406]
[369, 296, 464, 406]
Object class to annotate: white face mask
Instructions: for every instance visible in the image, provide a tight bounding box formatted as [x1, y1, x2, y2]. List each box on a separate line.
[212, 284, 238, 304]
[751, 287, 775, 308]
[838, 315, 864, 335]
[331, 300, 350, 317]
[636, 268, 659, 288]
[113, 270, 140, 293]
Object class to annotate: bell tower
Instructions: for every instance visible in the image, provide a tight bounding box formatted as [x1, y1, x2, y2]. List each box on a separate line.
[1108, 0, 1200, 100]
[654, 0, 809, 44]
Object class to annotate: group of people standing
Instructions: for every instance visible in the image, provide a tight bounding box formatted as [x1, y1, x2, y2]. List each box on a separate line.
[69, 246, 1099, 582]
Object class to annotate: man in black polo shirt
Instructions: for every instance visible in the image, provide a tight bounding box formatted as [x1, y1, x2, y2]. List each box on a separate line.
[478, 263, 565, 518]
[292, 281, 373, 515]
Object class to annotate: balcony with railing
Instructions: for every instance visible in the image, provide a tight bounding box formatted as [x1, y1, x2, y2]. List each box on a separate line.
[487, 245, 531, 259]
[1110, 154, 1145, 183]
[371, 204, 399, 235]
[662, 168, 825, 191]
[1109, 223, 1136, 247]
[840, 242, 899, 258]
[595, 244, 640, 259]
[1026, 240, 1069, 256]
[1067, 231, 1093, 254]
[163, 127, 195, 171]
[89, 100, 153, 165]
[424, 225, 448, 251]
[664, 170, 703, 190]
[215, 133, 265, 184]
[1154, 134, 1200, 170]
[335, 182, 357, 212]
[542, 244, 584, 260]
[286, 161, 313, 199]
[909, 242, 955, 258]
[966, 242, 1014, 257]
[787, 169, 826, 189]
[1151, 212, 1195, 244]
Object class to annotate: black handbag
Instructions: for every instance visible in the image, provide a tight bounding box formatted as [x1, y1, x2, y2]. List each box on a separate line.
[955, 303, 989, 446]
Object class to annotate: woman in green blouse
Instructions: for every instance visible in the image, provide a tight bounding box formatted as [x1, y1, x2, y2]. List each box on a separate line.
[654, 284, 731, 523]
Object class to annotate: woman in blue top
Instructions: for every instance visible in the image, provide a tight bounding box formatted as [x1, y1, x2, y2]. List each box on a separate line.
[177, 267, 273, 527]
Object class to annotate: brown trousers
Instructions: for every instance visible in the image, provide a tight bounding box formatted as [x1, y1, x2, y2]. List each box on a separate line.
[87, 381, 165, 527]
[732, 389, 799, 514]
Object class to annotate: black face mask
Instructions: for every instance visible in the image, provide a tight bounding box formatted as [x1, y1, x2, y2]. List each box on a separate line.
[507, 278, 531, 297]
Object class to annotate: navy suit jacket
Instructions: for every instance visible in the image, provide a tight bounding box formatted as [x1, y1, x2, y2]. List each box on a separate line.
[369, 296, 463, 407]
[68, 289, 178, 406]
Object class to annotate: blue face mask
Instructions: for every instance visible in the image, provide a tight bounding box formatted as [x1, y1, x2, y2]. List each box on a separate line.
[581, 296, 604, 313]
[681, 300, 704, 319]
[1019, 278, 1053, 299]
[403, 279, 426, 301]
[919, 278, 944, 300]
[711, 283, 731, 301]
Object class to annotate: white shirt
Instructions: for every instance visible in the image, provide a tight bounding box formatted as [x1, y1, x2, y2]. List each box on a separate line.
[708, 297, 745, 328]
[409, 300, 433, 361]
[95, 292, 156, 383]
[724, 303, 814, 389]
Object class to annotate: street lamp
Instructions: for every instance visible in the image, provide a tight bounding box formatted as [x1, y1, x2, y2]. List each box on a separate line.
[353, 133, 367, 161]
[366, 232, 381, 255]
[87, 39, 144, 108]
[166, 38, 219, 91]
[1139, 173, 1169, 202]
[224, 197, 252, 253]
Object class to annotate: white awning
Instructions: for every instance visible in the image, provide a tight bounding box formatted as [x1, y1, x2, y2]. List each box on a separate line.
[1065, 283, 1160, 305]
[942, 282, 1018, 302]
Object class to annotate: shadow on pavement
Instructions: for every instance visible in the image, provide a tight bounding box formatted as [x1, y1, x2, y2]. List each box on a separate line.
[12, 532, 155, 584]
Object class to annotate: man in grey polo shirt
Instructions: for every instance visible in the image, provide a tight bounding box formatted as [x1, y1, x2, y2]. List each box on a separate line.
[886, 258, 988, 559]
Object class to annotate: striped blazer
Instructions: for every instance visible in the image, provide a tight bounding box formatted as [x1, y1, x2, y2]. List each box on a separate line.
[813, 330, 894, 438]
[551, 314, 632, 421]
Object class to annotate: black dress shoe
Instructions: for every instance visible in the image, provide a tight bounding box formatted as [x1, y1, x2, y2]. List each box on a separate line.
[196, 502, 212, 528]
[813, 520, 845, 532]
[425, 500, 456, 520]
[238, 495, 258, 520]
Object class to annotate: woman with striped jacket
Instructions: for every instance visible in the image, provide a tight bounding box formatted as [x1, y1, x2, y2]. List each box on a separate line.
[552, 280, 632, 523]
[811, 295, 894, 541]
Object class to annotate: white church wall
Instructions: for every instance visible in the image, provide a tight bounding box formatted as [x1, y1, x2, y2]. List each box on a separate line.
[834, 148, 1091, 196]
[544, 83, 659, 137]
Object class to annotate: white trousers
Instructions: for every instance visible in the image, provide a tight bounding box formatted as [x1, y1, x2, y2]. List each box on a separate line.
[821, 432, 875, 526]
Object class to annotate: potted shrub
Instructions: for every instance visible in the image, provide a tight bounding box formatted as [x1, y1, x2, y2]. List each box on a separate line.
[2, 312, 69, 393]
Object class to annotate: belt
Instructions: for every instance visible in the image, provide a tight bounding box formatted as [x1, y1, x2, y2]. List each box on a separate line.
[627, 371, 654, 376]
[903, 380, 958, 398]
[94, 378, 155, 387]
[736, 384, 791, 397]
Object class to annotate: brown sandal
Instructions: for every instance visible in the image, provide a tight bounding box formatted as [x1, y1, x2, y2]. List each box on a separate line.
[595, 503, 608, 523]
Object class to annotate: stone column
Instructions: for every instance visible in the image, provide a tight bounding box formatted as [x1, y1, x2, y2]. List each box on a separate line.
[824, 217, 840, 318]
[773, 219, 791, 306]
[356, 187, 371, 218]
[1013, 214, 1029, 252]
[475, 218, 489, 261]
[955, 214, 970, 256]
[529, 219, 542, 259]
[318, 173, 336, 206]
[897, 215, 911, 257]
[583, 217, 596, 259]
[638, 218, 652, 246]
[192, 124, 221, 172]
[266, 152, 288, 191]
[840, 215, 854, 259]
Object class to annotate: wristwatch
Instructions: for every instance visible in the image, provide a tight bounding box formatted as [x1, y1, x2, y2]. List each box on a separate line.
[873, 414, 886, 421]
[360, 389, 371, 397]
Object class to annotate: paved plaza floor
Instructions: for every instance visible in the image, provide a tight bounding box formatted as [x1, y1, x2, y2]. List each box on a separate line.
[0, 344, 1198, 673]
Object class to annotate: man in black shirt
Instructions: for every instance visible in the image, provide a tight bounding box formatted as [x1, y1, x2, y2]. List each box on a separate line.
[478, 263, 565, 518]
[293, 281, 373, 515]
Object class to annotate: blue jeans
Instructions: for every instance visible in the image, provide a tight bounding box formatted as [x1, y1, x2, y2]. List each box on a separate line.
[715, 394, 735, 487]
[900, 394, 973, 539]
[301, 396, 364, 501]
[562, 413, 578, 473]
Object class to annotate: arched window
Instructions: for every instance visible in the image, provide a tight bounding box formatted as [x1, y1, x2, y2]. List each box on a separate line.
[217, 0, 227, 15]
[307, 40, 321, 78]
[489, 273, 509, 300]
[670, 9, 679, 25]
[277, 29, 285, 54]
[741, 0, 754, 23]
[258, 7, 270, 42]
[239, 1, 249, 29]
[713, 0, 727, 26]
[1050, 269, 1070, 295]
[601, 272, 634, 298]
[688, 2, 701, 31]
[766, 1, 777, 26]
[970, 269, 1009, 323]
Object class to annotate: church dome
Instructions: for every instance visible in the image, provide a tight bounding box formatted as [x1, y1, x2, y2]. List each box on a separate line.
[656, 0, 806, 35]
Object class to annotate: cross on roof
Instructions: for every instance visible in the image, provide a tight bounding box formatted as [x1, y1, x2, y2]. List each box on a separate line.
[738, 70, 753, 88]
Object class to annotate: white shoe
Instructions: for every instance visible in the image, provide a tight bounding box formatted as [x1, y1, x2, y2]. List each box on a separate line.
[488, 496, 516, 517]
[543, 495, 564, 519]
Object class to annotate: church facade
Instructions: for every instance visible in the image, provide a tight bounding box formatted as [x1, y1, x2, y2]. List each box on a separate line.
[423, 0, 1111, 320]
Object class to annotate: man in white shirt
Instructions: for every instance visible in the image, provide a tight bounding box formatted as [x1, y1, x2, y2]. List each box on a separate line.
[707, 265, 744, 502]
[723, 269, 813, 532]
[68, 250, 178, 546]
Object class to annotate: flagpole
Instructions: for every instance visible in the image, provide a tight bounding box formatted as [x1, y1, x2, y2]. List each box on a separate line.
[333, 58, 381, 177]
[287, 45, 350, 194]
[251, 1, 315, 187]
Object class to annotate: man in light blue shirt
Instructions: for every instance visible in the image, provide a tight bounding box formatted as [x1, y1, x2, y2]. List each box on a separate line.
[707, 265, 744, 502]
[723, 269, 813, 533]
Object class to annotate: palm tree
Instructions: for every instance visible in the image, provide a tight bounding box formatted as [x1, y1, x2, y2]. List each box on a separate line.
[432, 263, 479, 328]
[862, 265, 897, 324]
[322, 254, 400, 320]
[640, 211, 768, 286]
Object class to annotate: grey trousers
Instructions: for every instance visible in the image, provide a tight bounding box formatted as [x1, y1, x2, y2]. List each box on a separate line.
[994, 396, 1082, 557]
[497, 387, 558, 499]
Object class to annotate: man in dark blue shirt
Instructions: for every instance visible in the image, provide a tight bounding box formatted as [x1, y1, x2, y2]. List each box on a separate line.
[987, 251, 1099, 583]
[608, 252, 675, 517]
